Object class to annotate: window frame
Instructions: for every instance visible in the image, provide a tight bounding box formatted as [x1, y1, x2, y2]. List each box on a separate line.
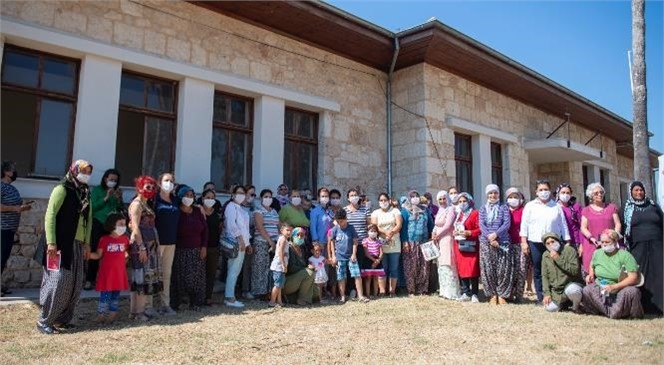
[211, 90, 254, 193]
[490, 141, 503, 191]
[1, 45, 80, 179]
[454, 132, 473, 196]
[283, 107, 319, 192]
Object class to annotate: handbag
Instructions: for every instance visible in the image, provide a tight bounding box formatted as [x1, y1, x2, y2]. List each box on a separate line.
[458, 239, 477, 253]
[219, 236, 239, 259]
[420, 240, 440, 261]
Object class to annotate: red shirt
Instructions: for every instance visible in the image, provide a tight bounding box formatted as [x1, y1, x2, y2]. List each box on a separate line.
[95, 234, 129, 292]
[508, 206, 524, 244]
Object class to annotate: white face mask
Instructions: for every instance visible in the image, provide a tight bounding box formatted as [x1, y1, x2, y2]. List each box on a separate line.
[602, 244, 616, 253]
[234, 194, 245, 204]
[547, 241, 561, 252]
[458, 202, 469, 211]
[410, 197, 420, 205]
[161, 181, 174, 193]
[76, 173, 91, 184]
[349, 196, 360, 205]
[369, 231, 378, 239]
[291, 197, 301, 206]
[114, 225, 126, 236]
[182, 197, 194, 207]
[319, 197, 329, 205]
[330, 198, 341, 206]
[203, 199, 216, 208]
[106, 181, 117, 188]
[507, 198, 520, 208]
[537, 190, 551, 201]
[449, 193, 458, 202]
[558, 193, 571, 203]
[379, 201, 390, 210]
[262, 197, 273, 207]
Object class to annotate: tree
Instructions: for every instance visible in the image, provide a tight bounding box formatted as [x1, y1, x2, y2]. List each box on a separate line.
[631, 0, 652, 194]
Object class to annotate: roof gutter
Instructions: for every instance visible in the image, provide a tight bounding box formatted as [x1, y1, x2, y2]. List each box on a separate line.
[387, 35, 400, 197]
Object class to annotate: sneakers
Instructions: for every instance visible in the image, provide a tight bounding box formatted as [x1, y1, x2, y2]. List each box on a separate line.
[36, 322, 60, 335]
[224, 299, 245, 308]
[242, 292, 255, 300]
[457, 294, 471, 302]
[471, 295, 480, 303]
[349, 290, 357, 299]
[161, 307, 177, 316]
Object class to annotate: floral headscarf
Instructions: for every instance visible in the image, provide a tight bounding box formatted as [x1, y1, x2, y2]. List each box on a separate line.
[63, 159, 93, 224]
[623, 181, 655, 239]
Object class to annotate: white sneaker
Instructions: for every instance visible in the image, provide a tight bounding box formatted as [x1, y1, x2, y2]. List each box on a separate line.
[162, 307, 177, 316]
[243, 292, 255, 300]
[471, 295, 480, 303]
[349, 290, 357, 299]
[457, 294, 470, 302]
[224, 300, 245, 308]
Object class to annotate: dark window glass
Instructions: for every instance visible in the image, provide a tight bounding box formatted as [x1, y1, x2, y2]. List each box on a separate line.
[146, 81, 174, 113]
[34, 100, 73, 176]
[582, 165, 590, 206]
[491, 142, 503, 192]
[284, 108, 318, 191]
[1, 51, 39, 88]
[119, 73, 144, 108]
[42, 57, 76, 95]
[454, 133, 473, 196]
[120, 73, 175, 113]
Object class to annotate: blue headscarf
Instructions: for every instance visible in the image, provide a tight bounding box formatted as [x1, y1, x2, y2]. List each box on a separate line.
[623, 181, 655, 240]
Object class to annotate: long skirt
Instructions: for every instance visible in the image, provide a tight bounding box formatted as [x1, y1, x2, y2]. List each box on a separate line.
[130, 239, 163, 295]
[403, 243, 430, 295]
[170, 247, 205, 309]
[438, 264, 461, 299]
[511, 246, 532, 302]
[251, 238, 271, 296]
[205, 246, 220, 301]
[630, 239, 663, 315]
[581, 283, 644, 319]
[480, 242, 519, 299]
[38, 240, 85, 326]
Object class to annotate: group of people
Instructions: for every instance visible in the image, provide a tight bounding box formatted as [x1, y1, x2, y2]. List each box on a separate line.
[0, 160, 662, 336]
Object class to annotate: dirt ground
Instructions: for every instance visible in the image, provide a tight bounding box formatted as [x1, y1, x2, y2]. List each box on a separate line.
[0, 295, 662, 365]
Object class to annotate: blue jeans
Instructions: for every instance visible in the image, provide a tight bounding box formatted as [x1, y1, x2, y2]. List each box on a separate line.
[225, 251, 245, 299]
[98, 291, 121, 313]
[382, 252, 400, 279]
[528, 241, 547, 302]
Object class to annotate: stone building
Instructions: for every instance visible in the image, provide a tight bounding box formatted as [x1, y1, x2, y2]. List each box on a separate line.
[0, 0, 659, 288]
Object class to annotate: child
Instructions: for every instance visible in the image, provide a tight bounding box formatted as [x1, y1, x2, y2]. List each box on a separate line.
[361, 224, 386, 298]
[269, 223, 293, 307]
[88, 213, 130, 324]
[329, 209, 368, 303]
[308, 243, 329, 302]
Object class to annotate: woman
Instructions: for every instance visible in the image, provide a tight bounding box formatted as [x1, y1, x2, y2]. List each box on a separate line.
[344, 189, 372, 296]
[170, 185, 207, 311]
[580, 182, 621, 275]
[541, 232, 583, 312]
[200, 189, 222, 305]
[87, 168, 123, 290]
[279, 190, 310, 229]
[154, 172, 179, 315]
[371, 193, 403, 297]
[284, 227, 317, 305]
[432, 190, 460, 300]
[310, 187, 333, 250]
[127, 176, 163, 321]
[402, 190, 433, 296]
[223, 185, 250, 308]
[448, 186, 459, 206]
[37, 160, 93, 334]
[479, 184, 514, 305]
[556, 183, 582, 248]
[453, 193, 480, 303]
[622, 181, 663, 315]
[581, 229, 643, 319]
[252, 189, 279, 298]
[240, 185, 256, 300]
[505, 187, 530, 302]
[1, 161, 31, 296]
[520, 180, 570, 304]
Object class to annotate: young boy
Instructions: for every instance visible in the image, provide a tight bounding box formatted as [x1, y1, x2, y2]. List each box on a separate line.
[328, 209, 368, 303]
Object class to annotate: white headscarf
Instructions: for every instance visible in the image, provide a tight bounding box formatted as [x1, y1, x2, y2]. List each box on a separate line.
[484, 184, 500, 224]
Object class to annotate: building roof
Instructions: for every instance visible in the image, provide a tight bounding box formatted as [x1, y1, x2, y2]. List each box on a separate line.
[192, 1, 659, 159]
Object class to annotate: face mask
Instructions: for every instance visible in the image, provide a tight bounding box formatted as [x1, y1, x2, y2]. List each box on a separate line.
[293, 236, 305, 246]
[142, 188, 156, 200]
[547, 241, 561, 252]
[369, 231, 378, 239]
[262, 197, 273, 207]
[602, 244, 616, 253]
[114, 225, 127, 236]
[106, 181, 117, 188]
[507, 198, 520, 208]
[291, 197, 301, 206]
[558, 193, 571, 203]
[537, 190, 551, 201]
[76, 173, 91, 184]
[379, 201, 390, 210]
[410, 197, 420, 205]
[234, 194, 245, 204]
[449, 193, 458, 202]
[161, 181, 174, 193]
[459, 202, 469, 211]
[182, 197, 194, 207]
[203, 199, 216, 208]
[319, 197, 329, 205]
[349, 196, 360, 205]
[330, 198, 341, 206]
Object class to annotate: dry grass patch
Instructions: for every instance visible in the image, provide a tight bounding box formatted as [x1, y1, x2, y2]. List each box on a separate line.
[0, 295, 662, 364]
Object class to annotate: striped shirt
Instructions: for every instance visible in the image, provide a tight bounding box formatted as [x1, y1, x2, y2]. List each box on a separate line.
[344, 206, 370, 240]
[255, 205, 280, 238]
[1, 182, 22, 230]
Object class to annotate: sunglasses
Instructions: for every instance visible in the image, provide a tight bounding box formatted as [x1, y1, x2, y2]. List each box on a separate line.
[144, 185, 155, 191]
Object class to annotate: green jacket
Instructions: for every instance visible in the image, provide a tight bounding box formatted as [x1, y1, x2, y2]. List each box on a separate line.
[542, 244, 582, 304]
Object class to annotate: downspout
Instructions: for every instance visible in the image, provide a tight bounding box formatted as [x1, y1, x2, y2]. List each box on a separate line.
[387, 36, 400, 197]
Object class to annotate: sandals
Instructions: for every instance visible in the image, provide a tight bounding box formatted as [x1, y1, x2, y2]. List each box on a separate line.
[36, 323, 60, 335]
[359, 297, 370, 303]
[339, 296, 346, 303]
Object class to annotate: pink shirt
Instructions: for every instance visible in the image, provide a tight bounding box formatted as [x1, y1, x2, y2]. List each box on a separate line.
[580, 203, 617, 273]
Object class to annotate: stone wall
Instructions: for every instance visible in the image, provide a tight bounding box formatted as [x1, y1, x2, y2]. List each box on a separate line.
[1, 199, 46, 288]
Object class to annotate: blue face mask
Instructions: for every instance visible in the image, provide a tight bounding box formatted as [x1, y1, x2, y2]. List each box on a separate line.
[293, 236, 305, 246]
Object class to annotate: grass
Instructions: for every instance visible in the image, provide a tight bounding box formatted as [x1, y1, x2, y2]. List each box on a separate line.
[0, 295, 663, 364]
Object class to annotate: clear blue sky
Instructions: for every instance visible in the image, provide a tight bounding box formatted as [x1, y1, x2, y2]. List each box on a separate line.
[328, 0, 664, 154]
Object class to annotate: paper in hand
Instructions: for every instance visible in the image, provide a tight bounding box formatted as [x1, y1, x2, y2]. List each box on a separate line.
[46, 251, 61, 272]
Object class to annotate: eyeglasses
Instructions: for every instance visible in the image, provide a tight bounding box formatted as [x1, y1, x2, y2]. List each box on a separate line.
[592, 191, 605, 196]
[144, 185, 155, 191]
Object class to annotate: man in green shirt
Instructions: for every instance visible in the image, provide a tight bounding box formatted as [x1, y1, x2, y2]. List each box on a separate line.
[541, 232, 583, 312]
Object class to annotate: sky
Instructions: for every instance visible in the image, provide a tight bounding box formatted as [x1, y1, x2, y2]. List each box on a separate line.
[327, 0, 664, 155]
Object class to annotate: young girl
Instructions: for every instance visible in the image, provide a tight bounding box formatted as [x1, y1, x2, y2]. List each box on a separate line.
[88, 213, 130, 324]
[269, 223, 293, 307]
[308, 243, 329, 302]
[361, 224, 386, 298]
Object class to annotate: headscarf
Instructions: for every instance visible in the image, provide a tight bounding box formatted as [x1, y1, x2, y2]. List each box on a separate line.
[484, 184, 500, 224]
[63, 159, 93, 225]
[436, 190, 454, 219]
[405, 190, 423, 219]
[456, 192, 474, 222]
[555, 183, 578, 205]
[505, 187, 524, 208]
[623, 181, 655, 238]
[176, 184, 193, 199]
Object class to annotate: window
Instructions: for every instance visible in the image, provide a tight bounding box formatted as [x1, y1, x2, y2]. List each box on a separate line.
[454, 133, 473, 196]
[283, 108, 318, 191]
[491, 142, 503, 192]
[210, 92, 253, 192]
[619, 182, 629, 207]
[582, 165, 590, 206]
[1, 46, 79, 178]
[115, 72, 177, 179]
[600, 168, 609, 202]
